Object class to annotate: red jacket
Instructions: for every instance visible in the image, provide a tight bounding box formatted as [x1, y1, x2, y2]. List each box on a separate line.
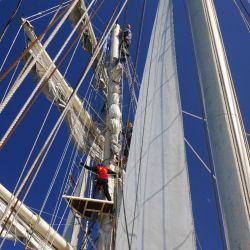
[82, 163, 116, 180]
[96, 165, 108, 180]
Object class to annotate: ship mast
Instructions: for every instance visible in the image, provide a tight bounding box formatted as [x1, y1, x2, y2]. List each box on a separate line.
[186, 0, 250, 248]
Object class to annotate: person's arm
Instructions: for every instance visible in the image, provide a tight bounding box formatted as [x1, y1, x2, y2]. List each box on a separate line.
[80, 162, 97, 173]
[108, 168, 117, 177]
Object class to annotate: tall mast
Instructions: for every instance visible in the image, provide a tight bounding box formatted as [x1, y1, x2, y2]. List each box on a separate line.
[99, 23, 122, 250]
[186, 0, 250, 248]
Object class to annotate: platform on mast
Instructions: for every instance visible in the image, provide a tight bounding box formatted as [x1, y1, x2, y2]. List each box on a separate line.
[63, 196, 113, 218]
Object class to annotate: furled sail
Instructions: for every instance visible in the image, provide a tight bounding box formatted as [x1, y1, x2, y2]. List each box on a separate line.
[116, 0, 196, 249]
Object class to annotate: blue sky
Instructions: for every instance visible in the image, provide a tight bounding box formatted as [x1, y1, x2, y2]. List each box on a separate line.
[0, 0, 249, 249]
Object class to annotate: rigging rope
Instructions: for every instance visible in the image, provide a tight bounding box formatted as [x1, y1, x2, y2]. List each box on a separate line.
[24, 135, 73, 249]
[0, 0, 103, 149]
[28, 2, 70, 22]
[0, 61, 20, 104]
[24, 69, 98, 248]
[0, 3, 70, 82]
[232, 0, 250, 32]
[184, 138, 216, 178]
[0, 0, 24, 43]
[123, 0, 146, 148]
[1, 0, 128, 247]
[0, 0, 80, 114]
[0, 25, 22, 73]
[47, 77, 95, 239]
[26, 1, 71, 20]
[238, 0, 250, 19]
[182, 110, 205, 120]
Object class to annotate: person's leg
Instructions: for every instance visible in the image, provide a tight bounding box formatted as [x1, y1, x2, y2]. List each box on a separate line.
[103, 183, 112, 201]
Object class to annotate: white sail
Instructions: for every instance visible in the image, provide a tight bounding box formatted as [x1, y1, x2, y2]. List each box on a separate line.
[116, 0, 196, 249]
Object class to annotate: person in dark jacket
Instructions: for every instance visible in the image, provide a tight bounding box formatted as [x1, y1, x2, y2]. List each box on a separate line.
[119, 24, 132, 57]
[123, 122, 133, 159]
[80, 162, 116, 201]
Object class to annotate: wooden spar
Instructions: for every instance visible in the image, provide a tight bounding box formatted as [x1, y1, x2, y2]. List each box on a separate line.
[68, 0, 97, 53]
[0, 184, 74, 250]
[22, 18, 104, 160]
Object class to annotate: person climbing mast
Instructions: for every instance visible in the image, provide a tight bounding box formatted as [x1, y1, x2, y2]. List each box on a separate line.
[123, 121, 133, 163]
[80, 162, 117, 201]
[120, 24, 132, 58]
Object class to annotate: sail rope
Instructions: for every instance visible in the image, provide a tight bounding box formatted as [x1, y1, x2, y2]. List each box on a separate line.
[24, 135, 73, 249]
[182, 0, 227, 248]
[24, 72, 99, 248]
[0, 3, 71, 82]
[184, 138, 216, 179]
[0, 0, 104, 150]
[5, 31, 82, 230]
[0, 61, 20, 104]
[121, 0, 129, 29]
[48, 77, 95, 229]
[0, 0, 24, 43]
[238, 0, 250, 19]
[123, 0, 146, 129]
[27, 206, 68, 221]
[1, 0, 127, 247]
[48, 140, 98, 250]
[0, 100, 56, 247]
[0, 0, 85, 115]
[182, 110, 205, 120]
[0, 26, 22, 73]
[0, 111, 65, 248]
[63, 31, 83, 77]
[232, 0, 250, 32]
[36, 74, 103, 248]
[127, 57, 141, 94]
[26, 1, 71, 21]
[27, 2, 71, 23]
[13, 100, 55, 197]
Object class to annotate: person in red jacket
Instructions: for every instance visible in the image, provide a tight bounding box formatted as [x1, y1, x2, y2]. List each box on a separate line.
[80, 162, 116, 201]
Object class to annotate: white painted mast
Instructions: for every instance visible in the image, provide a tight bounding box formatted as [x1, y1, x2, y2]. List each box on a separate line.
[186, 0, 250, 248]
[99, 23, 122, 250]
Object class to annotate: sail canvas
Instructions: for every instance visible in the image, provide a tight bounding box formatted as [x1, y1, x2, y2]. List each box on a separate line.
[116, 0, 196, 249]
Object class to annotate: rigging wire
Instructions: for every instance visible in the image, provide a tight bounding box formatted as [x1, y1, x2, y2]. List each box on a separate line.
[12, 1, 125, 240]
[0, 25, 22, 73]
[63, 32, 83, 77]
[121, 0, 129, 29]
[24, 135, 73, 249]
[238, 0, 250, 19]
[0, 0, 82, 115]
[28, 2, 70, 22]
[26, 1, 71, 20]
[182, 110, 205, 120]
[0, 111, 65, 248]
[123, 0, 146, 150]
[0, 0, 24, 43]
[184, 138, 216, 179]
[48, 78, 96, 236]
[1, 0, 127, 247]
[232, 0, 250, 32]
[0, 0, 103, 149]
[0, 61, 20, 104]
[0, 100, 56, 246]
[0, 3, 71, 82]
[24, 58, 99, 248]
